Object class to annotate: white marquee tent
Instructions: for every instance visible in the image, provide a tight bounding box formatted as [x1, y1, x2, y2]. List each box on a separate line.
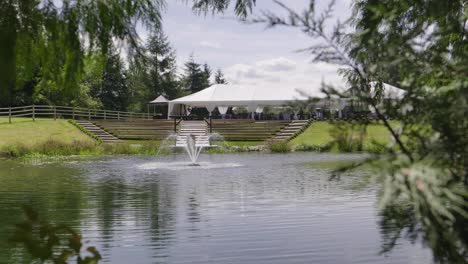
[167, 83, 405, 118]
[168, 84, 332, 116]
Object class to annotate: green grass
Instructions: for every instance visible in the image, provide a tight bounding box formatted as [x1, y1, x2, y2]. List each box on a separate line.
[224, 141, 262, 147]
[0, 118, 94, 147]
[290, 121, 398, 152]
[0, 118, 165, 159]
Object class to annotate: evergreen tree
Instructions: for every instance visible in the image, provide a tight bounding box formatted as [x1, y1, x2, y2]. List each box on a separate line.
[145, 31, 180, 99]
[91, 47, 129, 111]
[182, 55, 204, 93]
[214, 69, 228, 84]
[201, 63, 212, 88]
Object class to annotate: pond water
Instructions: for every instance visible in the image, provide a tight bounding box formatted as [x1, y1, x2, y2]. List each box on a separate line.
[0, 153, 432, 263]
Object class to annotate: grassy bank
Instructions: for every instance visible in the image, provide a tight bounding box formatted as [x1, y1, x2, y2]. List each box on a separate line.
[0, 118, 162, 159]
[290, 121, 397, 152]
[0, 118, 399, 157]
[0, 118, 93, 147]
[0, 139, 163, 159]
[0, 118, 263, 159]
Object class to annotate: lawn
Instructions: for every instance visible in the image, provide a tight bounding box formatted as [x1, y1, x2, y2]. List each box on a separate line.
[0, 117, 94, 147]
[290, 121, 398, 150]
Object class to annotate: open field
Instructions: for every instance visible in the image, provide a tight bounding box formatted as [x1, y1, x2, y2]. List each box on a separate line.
[290, 121, 398, 151]
[0, 118, 94, 147]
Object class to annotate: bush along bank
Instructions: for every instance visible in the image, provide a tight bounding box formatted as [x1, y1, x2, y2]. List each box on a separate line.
[0, 139, 162, 159]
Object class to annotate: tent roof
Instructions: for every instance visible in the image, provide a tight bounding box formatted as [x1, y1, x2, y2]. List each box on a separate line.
[170, 84, 327, 106]
[378, 82, 406, 99]
[149, 95, 169, 104]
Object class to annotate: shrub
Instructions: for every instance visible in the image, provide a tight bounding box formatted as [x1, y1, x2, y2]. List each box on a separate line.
[329, 121, 365, 152]
[268, 141, 291, 153]
[295, 143, 332, 152]
[0, 143, 29, 158]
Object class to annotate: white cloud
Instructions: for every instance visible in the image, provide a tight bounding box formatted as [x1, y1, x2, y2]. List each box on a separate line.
[257, 57, 296, 72]
[224, 57, 347, 96]
[199, 40, 222, 49]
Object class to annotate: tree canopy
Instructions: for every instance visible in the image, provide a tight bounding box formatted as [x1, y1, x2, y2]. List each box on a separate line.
[0, 0, 256, 106]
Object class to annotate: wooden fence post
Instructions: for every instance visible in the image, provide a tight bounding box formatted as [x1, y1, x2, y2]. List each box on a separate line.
[117, 112, 120, 120]
[53, 106, 56, 120]
[8, 107, 11, 124]
[32, 105, 35, 122]
[88, 109, 91, 120]
[72, 107, 75, 120]
[104, 110, 106, 120]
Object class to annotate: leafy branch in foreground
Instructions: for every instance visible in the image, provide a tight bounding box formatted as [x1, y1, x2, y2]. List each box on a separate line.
[10, 206, 101, 264]
[252, 0, 468, 263]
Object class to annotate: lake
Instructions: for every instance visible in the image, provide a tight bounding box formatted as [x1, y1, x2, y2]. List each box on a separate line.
[0, 153, 432, 263]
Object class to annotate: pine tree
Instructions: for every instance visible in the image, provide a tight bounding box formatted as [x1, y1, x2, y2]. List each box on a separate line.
[214, 69, 228, 84]
[201, 63, 212, 88]
[182, 55, 204, 93]
[145, 30, 179, 99]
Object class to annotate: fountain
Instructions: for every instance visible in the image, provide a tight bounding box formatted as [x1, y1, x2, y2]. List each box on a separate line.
[184, 134, 204, 166]
[138, 132, 240, 171]
[176, 133, 224, 165]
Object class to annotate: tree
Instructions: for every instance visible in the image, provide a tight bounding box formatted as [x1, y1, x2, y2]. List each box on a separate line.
[182, 55, 204, 93]
[254, 1, 467, 263]
[201, 63, 212, 88]
[145, 30, 180, 99]
[214, 69, 228, 84]
[0, 0, 164, 106]
[0, 0, 256, 107]
[91, 47, 129, 111]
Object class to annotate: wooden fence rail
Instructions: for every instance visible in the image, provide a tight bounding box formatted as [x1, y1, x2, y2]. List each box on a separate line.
[0, 105, 150, 124]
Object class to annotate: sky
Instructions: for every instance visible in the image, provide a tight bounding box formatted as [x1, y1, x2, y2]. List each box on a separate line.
[148, 0, 354, 94]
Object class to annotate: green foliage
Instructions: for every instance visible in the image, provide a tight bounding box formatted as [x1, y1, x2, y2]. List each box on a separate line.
[0, 139, 163, 159]
[10, 206, 101, 263]
[268, 141, 291, 153]
[294, 143, 332, 152]
[214, 69, 228, 84]
[254, 0, 468, 262]
[0, 143, 30, 158]
[0, 0, 165, 106]
[329, 121, 365, 152]
[182, 55, 211, 93]
[191, 0, 256, 17]
[89, 47, 130, 111]
[145, 31, 180, 98]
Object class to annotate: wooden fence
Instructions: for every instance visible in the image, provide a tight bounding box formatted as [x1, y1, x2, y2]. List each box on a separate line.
[0, 105, 150, 123]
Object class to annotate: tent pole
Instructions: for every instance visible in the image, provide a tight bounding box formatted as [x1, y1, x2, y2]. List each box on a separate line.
[209, 113, 212, 133]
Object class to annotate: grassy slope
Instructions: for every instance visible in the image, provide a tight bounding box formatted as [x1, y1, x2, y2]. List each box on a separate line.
[290, 121, 396, 148]
[0, 118, 93, 147]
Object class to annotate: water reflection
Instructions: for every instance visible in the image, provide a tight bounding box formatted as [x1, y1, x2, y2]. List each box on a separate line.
[0, 153, 433, 263]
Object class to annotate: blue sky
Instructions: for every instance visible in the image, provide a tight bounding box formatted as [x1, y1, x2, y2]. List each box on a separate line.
[145, 0, 353, 93]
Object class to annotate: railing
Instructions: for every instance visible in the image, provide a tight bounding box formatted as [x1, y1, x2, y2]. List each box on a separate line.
[0, 105, 150, 123]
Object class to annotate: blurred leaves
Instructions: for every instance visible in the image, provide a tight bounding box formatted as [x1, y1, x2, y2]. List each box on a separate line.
[10, 206, 101, 264]
[253, 0, 468, 262]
